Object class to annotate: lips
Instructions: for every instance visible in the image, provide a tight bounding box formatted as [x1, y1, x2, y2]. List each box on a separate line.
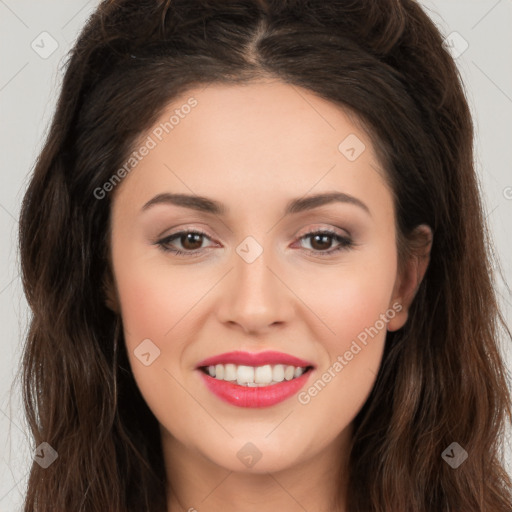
[196, 350, 315, 408]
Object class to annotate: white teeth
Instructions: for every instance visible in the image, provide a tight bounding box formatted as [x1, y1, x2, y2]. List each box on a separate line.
[254, 365, 273, 384]
[272, 364, 285, 382]
[284, 365, 295, 381]
[224, 364, 237, 381]
[215, 364, 224, 380]
[236, 365, 254, 385]
[204, 363, 310, 386]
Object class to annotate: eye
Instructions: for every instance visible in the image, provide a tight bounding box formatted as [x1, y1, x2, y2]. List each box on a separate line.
[155, 228, 355, 258]
[294, 229, 354, 256]
[156, 229, 215, 256]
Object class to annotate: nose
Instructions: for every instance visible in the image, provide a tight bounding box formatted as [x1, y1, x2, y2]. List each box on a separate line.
[215, 244, 294, 336]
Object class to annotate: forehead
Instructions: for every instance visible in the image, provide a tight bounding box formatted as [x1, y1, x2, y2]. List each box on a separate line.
[158, 79, 374, 166]
[112, 79, 392, 218]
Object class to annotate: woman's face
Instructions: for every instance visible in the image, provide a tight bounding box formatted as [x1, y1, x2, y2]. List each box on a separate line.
[108, 79, 424, 475]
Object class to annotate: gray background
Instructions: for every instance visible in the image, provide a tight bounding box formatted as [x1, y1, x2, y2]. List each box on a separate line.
[1, 1, 511, 509]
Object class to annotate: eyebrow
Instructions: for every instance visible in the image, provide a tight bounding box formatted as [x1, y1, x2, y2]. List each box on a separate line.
[141, 191, 371, 217]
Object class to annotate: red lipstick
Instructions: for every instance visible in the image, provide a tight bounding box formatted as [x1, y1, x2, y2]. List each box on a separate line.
[196, 350, 315, 408]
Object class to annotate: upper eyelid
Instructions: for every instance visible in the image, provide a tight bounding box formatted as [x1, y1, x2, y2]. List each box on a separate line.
[159, 227, 216, 243]
[160, 224, 349, 240]
[295, 224, 351, 238]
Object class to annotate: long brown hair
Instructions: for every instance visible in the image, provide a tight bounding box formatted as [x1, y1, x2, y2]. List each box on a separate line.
[17, 0, 512, 510]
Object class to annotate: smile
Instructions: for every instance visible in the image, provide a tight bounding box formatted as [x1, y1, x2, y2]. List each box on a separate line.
[196, 351, 315, 408]
[200, 363, 310, 386]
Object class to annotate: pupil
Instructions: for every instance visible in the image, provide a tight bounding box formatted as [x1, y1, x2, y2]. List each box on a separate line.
[311, 234, 331, 250]
[183, 233, 202, 250]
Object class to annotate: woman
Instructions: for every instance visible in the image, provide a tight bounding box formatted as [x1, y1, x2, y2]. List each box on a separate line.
[18, 0, 512, 510]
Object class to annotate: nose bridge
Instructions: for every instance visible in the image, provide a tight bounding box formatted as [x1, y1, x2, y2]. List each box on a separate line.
[234, 237, 279, 310]
[217, 234, 291, 333]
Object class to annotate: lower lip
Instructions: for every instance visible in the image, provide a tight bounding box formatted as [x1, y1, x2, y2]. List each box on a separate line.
[199, 370, 313, 408]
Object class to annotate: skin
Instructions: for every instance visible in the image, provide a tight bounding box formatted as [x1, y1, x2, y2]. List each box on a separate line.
[107, 79, 432, 512]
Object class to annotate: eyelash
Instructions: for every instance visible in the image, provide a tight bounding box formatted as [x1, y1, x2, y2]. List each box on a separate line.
[155, 228, 354, 258]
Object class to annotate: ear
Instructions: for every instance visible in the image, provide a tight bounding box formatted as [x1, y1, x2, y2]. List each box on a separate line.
[387, 224, 433, 332]
[102, 268, 120, 314]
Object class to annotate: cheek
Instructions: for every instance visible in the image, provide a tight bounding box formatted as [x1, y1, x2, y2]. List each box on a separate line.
[303, 245, 398, 354]
[295, 244, 397, 417]
[296, 281, 393, 438]
[117, 271, 175, 342]
[112, 250, 220, 391]
[111, 245, 192, 389]
[112, 259, 200, 421]
[113, 244, 201, 343]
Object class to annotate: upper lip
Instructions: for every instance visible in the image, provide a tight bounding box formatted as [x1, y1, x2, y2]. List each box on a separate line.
[196, 350, 314, 369]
